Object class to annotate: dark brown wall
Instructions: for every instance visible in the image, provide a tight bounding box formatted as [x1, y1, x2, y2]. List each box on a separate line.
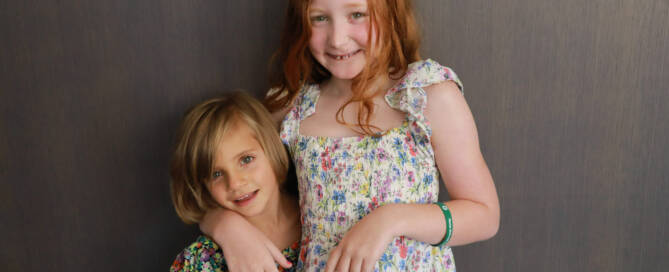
[418, 1, 669, 271]
[1, 0, 667, 271]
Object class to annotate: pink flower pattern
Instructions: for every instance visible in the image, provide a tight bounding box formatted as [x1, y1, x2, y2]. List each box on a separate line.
[281, 59, 462, 271]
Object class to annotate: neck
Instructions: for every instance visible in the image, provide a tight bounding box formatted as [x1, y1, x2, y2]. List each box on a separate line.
[245, 190, 297, 239]
[323, 77, 353, 97]
[323, 74, 394, 98]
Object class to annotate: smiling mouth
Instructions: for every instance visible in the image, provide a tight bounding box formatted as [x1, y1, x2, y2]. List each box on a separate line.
[327, 49, 362, 60]
[233, 190, 259, 206]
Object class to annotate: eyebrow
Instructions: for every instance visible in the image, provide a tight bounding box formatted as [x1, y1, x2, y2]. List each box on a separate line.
[231, 148, 255, 160]
[309, 2, 366, 13]
[344, 3, 366, 9]
[213, 148, 254, 167]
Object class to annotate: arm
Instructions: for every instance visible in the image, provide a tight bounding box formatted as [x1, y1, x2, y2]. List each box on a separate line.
[198, 106, 295, 271]
[386, 80, 500, 245]
[325, 81, 500, 271]
[200, 209, 292, 271]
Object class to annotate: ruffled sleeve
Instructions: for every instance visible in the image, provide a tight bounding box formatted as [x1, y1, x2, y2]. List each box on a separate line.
[384, 59, 463, 138]
[280, 84, 319, 149]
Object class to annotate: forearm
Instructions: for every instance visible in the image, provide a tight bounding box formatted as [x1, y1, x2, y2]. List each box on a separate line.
[384, 199, 499, 246]
[200, 208, 249, 242]
[200, 207, 291, 270]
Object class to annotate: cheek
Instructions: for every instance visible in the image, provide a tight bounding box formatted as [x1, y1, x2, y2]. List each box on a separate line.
[208, 184, 229, 206]
[353, 24, 371, 46]
[309, 30, 326, 52]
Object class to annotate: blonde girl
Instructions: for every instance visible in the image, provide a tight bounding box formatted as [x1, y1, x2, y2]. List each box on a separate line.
[169, 92, 300, 271]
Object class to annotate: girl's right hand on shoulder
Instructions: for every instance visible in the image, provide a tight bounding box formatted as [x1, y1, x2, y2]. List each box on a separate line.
[201, 208, 293, 272]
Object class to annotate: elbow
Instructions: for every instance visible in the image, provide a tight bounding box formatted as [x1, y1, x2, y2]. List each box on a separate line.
[482, 219, 499, 241]
[481, 206, 500, 240]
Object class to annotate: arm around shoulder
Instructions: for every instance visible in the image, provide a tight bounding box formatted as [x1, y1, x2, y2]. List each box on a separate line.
[199, 208, 291, 271]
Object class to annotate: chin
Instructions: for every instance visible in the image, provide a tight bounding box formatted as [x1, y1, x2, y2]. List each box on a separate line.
[316, 56, 366, 81]
[328, 64, 365, 80]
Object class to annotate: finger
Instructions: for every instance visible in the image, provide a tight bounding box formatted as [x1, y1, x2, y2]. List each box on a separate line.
[361, 259, 375, 272]
[349, 256, 362, 272]
[224, 257, 240, 272]
[265, 241, 291, 268]
[263, 262, 280, 272]
[325, 247, 342, 272]
[335, 254, 351, 272]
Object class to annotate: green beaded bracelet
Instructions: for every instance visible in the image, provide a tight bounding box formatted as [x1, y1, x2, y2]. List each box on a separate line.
[432, 202, 453, 247]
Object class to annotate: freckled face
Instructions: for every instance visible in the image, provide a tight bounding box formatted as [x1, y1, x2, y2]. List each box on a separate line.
[308, 0, 373, 80]
[207, 121, 280, 218]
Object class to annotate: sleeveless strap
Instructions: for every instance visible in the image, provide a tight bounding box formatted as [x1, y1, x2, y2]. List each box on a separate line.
[279, 84, 319, 147]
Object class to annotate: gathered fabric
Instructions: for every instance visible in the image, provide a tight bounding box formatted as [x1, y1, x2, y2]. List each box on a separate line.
[281, 59, 463, 271]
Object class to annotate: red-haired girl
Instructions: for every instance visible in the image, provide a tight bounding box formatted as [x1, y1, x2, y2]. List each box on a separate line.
[203, 0, 500, 271]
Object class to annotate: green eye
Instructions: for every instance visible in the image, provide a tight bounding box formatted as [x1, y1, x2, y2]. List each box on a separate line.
[311, 15, 327, 22]
[351, 12, 366, 19]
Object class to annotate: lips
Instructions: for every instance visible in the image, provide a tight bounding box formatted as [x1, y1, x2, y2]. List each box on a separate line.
[327, 49, 362, 60]
[233, 190, 259, 207]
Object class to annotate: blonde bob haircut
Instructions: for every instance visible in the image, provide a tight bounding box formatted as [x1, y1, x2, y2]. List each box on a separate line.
[170, 92, 290, 224]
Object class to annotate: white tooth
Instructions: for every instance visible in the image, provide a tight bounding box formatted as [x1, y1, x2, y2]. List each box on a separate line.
[237, 193, 250, 201]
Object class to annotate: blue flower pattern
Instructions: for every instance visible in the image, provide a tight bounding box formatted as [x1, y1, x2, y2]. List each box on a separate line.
[281, 59, 462, 271]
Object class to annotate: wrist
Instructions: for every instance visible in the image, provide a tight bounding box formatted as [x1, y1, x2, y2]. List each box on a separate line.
[201, 208, 241, 239]
[376, 203, 405, 237]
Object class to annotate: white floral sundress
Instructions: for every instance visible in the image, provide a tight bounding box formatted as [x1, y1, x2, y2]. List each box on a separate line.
[280, 59, 463, 271]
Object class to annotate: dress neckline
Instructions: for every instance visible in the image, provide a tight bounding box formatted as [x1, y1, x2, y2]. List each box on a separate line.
[296, 83, 411, 142]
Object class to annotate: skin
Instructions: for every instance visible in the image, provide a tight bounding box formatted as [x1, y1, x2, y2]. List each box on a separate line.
[202, 0, 500, 271]
[203, 120, 299, 271]
[306, 1, 499, 271]
[308, 0, 371, 81]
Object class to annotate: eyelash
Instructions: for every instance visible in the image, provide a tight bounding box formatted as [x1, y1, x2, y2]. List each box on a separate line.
[212, 171, 222, 179]
[240, 155, 255, 165]
[311, 15, 328, 22]
[310, 11, 367, 23]
[210, 155, 255, 180]
[351, 12, 366, 19]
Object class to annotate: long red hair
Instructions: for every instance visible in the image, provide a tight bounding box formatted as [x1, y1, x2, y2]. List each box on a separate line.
[265, 0, 421, 135]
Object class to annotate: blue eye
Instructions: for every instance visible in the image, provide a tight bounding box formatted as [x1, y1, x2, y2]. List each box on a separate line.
[240, 155, 255, 165]
[212, 171, 222, 179]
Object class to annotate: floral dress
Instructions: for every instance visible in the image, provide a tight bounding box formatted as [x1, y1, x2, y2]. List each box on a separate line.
[280, 59, 463, 271]
[170, 235, 300, 272]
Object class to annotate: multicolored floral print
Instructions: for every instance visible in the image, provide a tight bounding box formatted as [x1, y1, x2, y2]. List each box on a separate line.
[170, 235, 300, 272]
[280, 59, 463, 271]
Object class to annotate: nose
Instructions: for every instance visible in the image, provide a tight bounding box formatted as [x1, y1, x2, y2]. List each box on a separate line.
[328, 19, 349, 49]
[227, 171, 247, 190]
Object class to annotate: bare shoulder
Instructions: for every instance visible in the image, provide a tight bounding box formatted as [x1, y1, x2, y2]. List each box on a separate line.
[423, 80, 472, 125]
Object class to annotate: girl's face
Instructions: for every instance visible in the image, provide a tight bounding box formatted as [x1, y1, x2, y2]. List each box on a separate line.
[308, 0, 373, 81]
[207, 120, 280, 219]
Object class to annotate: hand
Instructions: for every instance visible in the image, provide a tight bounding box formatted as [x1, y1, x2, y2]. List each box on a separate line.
[201, 209, 292, 271]
[325, 205, 396, 272]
